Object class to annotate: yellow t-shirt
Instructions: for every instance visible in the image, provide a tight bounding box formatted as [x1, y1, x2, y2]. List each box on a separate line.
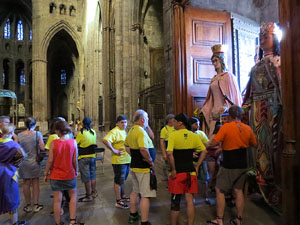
[45, 134, 59, 149]
[76, 129, 97, 159]
[0, 138, 12, 143]
[45, 133, 73, 149]
[160, 125, 175, 141]
[167, 129, 206, 174]
[195, 130, 209, 150]
[125, 125, 152, 173]
[103, 126, 131, 164]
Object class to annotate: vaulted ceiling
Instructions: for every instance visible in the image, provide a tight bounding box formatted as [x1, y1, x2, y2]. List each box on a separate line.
[0, 0, 32, 26]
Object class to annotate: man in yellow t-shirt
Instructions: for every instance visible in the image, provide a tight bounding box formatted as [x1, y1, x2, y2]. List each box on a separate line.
[160, 114, 175, 182]
[124, 109, 156, 225]
[167, 113, 207, 225]
[160, 114, 175, 161]
[76, 117, 97, 202]
[102, 115, 131, 209]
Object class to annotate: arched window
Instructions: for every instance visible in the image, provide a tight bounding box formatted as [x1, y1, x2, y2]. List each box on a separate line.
[29, 29, 32, 40]
[17, 20, 24, 40]
[20, 68, 26, 85]
[4, 19, 11, 39]
[61, 69, 67, 85]
[2, 73, 5, 85]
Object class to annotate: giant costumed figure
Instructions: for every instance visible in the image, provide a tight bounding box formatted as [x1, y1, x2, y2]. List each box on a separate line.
[201, 44, 242, 137]
[243, 22, 282, 212]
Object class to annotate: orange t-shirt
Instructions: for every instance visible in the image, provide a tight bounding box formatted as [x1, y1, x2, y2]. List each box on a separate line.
[214, 121, 256, 150]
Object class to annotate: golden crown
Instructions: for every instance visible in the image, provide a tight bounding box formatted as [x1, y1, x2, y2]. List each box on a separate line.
[211, 44, 224, 54]
[260, 22, 275, 34]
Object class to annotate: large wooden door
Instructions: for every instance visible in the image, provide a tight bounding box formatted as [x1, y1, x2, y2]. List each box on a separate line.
[184, 8, 232, 116]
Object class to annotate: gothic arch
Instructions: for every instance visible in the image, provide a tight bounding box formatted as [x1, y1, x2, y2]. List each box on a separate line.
[40, 20, 82, 59]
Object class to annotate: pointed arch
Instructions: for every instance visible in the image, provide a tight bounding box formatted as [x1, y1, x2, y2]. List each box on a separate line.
[40, 20, 82, 59]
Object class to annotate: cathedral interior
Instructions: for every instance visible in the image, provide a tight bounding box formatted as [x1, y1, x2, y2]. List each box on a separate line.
[0, 0, 299, 225]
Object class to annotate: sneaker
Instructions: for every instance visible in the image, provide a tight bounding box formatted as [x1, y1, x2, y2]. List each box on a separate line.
[121, 196, 130, 202]
[23, 205, 32, 213]
[115, 200, 129, 209]
[33, 204, 44, 212]
[128, 213, 140, 224]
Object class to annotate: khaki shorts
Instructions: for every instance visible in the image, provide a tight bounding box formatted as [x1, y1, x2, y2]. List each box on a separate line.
[131, 171, 156, 198]
[216, 167, 247, 193]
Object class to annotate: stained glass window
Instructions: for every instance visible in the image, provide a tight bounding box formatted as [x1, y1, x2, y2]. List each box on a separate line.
[61, 69, 67, 85]
[17, 20, 24, 40]
[2, 73, 5, 85]
[29, 29, 32, 40]
[20, 69, 26, 85]
[4, 19, 10, 39]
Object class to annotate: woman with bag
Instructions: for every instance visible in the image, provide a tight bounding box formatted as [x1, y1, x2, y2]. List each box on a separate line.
[18, 117, 45, 213]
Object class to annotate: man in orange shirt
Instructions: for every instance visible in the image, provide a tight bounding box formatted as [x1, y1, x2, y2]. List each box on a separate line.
[207, 105, 257, 225]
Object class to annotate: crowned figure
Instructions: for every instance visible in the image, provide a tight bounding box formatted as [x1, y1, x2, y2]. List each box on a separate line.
[201, 44, 242, 137]
[243, 22, 282, 212]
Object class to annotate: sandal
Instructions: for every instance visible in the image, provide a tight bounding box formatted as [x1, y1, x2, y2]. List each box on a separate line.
[121, 196, 130, 202]
[23, 205, 32, 213]
[33, 204, 44, 212]
[207, 216, 224, 225]
[115, 200, 129, 209]
[92, 191, 98, 198]
[50, 208, 64, 216]
[230, 216, 242, 225]
[78, 194, 93, 202]
[70, 218, 85, 225]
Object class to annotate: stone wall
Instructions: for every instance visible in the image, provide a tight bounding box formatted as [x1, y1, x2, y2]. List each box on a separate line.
[31, 0, 101, 132]
[143, 0, 164, 89]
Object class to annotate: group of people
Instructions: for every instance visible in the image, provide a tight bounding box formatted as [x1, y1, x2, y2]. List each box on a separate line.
[0, 116, 97, 225]
[0, 21, 281, 225]
[100, 105, 256, 225]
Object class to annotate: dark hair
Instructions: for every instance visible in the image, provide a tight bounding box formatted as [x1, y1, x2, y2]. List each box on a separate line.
[116, 115, 127, 123]
[50, 117, 64, 134]
[55, 120, 71, 135]
[188, 117, 199, 126]
[81, 117, 94, 135]
[229, 105, 243, 120]
[175, 113, 190, 130]
[25, 117, 36, 129]
[259, 34, 280, 60]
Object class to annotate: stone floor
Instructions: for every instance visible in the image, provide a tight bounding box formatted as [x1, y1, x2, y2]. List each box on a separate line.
[0, 151, 281, 225]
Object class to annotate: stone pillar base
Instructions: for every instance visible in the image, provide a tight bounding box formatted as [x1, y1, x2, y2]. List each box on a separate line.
[36, 121, 49, 134]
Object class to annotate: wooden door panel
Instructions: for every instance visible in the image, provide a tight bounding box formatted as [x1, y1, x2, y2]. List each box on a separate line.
[184, 7, 232, 116]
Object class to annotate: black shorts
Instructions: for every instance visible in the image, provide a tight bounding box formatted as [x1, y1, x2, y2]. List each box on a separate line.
[112, 164, 130, 185]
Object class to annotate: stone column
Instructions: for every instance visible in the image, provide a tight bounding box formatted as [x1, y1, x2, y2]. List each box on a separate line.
[31, 0, 49, 132]
[115, 0, 124, 117]
[102, 1, 112, 130]
[130, 0, 141, 118]
[32, 58, 48, 131]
